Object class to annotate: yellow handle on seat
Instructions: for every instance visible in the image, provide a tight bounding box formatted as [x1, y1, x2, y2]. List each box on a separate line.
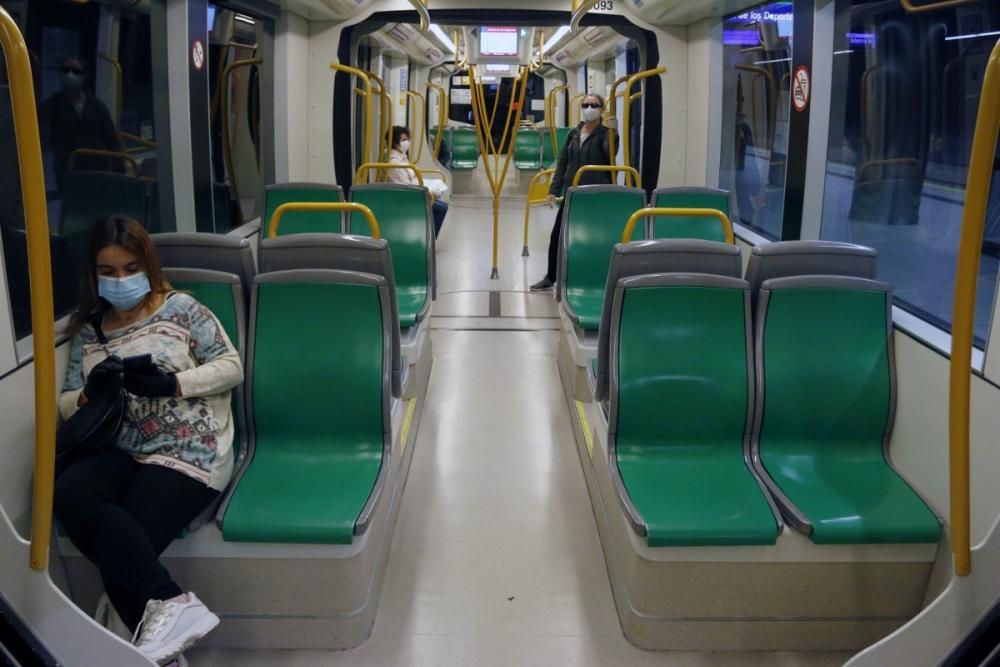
[67, 148, 139, 173]
[355, 162, 424, 186]
[268, 202, 380, 240]
[621, 207, 734, 245]
[572, 165, 641, 188]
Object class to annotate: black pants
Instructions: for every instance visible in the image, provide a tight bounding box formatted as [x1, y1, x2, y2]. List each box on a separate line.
[54, 448, 218, 631]
[546, 200, 567, 282]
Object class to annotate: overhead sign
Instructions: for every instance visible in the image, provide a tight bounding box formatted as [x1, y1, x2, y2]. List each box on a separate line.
[792, 65, 810, 112]
[451, 88, 472, 105]
[192, 39, 205, 71]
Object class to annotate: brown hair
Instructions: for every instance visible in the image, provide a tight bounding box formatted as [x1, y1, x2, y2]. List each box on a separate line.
[66, 217, 172, 336]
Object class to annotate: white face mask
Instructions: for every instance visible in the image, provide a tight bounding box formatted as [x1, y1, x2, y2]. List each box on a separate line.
[581, 106, 602, 123]
[399, 140, 411, 154]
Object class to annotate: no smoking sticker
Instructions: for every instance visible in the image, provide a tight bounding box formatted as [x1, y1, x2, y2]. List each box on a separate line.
[792, 65, 810, 112]
[192, 40, 205, 71]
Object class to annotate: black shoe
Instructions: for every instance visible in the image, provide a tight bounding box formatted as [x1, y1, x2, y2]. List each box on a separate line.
[530, 277, 555, 292]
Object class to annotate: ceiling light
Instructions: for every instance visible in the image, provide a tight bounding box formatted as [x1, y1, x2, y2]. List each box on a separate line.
[543, 26, 570, 54]
[429, 24, 456, 54]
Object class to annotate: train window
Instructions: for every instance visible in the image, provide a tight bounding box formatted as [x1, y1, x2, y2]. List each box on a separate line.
[718, 1, 795, 240]
[0, 0, 164, 345]
[208, 8, 264, 230]
[818, 0, 1000, 345]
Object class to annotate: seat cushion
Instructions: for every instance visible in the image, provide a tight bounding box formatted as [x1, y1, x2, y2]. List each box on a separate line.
[762, 446, 940, 544]
[565, 287, 603, 330]
[397, 288, 428, 328]
[222, 442, 381, 544]
[618, 446, 778, 546]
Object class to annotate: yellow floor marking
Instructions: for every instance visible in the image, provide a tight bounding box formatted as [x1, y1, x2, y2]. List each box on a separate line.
[576, 400, 594, 458]
[400, 398, 417, 454]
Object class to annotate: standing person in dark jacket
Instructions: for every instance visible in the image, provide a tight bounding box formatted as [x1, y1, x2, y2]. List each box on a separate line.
[530, 93, 613, 292]
[39, 57, 124, 189]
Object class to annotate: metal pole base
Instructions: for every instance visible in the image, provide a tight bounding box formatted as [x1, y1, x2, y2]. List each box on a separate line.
[522, 246, 530, 257]
[490, 268, 500, 280]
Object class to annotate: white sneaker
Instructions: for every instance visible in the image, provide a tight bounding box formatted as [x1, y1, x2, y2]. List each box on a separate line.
[132, 593, 218, 665]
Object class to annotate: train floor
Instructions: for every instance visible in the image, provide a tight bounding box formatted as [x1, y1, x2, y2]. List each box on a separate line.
[189, 196, 853, 666]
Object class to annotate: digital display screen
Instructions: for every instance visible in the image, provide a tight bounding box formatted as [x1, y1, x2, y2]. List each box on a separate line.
[480, 26, 519, 57]
[723, 2, 793, 45]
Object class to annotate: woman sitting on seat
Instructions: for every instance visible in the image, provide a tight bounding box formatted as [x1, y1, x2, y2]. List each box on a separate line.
[55, 217, 242, 665]
[387, 125, 448, 238]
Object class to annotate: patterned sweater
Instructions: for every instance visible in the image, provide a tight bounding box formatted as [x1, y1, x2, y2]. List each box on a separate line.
[58, 293, 243, 490]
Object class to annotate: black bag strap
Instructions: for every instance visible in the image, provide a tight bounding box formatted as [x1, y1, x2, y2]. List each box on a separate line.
[89, 307, 110, 347]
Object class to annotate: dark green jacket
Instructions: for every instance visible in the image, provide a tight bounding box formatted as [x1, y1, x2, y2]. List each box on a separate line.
[549, 122, 612, 197]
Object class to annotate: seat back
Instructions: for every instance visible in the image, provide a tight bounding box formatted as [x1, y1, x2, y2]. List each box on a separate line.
[744, 240, 877, 309]
[222, 269, 393, 543]
[559, 185, 646, 329]
[258, 233, 402, 397]
[60, 171, 148, 267]
[152, 232, 257, 301]
[349, 184, 432, 327]
[451, 127, 481, 169]
[595, 240, 742, 400]
[263, 183, 344, 236]
[514, 129, 543, 170]
[609, 273, 753, 445]
[650, 187, 731, 242]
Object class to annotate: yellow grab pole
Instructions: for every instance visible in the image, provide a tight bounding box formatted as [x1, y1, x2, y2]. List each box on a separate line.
[354, 162, 425, 186]
[404, 91, 426, 163]
[268, 202, 380, 240]
[331, 64, 373, 176]
[568, 92, 586, 126]
[949, 38, 1000, 577]
[426, 82, 448, 160]
[607, 74, 631, 167]
[522, 168, 556, 256]
[621, 207, 735, 245]
[901, 0, 975, 12]
[622, 67, 666, 171]
[547, 83, 570, 156]
[1, 7, 56, 571]
[572, 164, 641, 189]
[66, 148, 140, 174]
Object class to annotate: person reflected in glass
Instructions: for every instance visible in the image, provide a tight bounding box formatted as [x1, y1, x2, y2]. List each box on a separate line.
[55, 217, 240, 665]
[387, 125, 448, 238]
[39, 57, 124, 189]
[531, 93, 612, 292]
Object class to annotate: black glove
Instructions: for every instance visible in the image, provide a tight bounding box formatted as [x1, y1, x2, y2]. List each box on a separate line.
[83, 356, 123, 399]
[124, 364, 179, 398]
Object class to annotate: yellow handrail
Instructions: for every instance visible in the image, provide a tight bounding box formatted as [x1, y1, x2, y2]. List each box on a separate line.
[735, 65, 776, 149]
[420, 168, 449, 184]
[608, 74, 631, 167]
[364, 70, 392, 163]
[522, 168, 556, 256]
[355, 162, 424, 186]
[66, 148, 139, 174]
[949, 38, 1000, 577]
[404, 90, 426, 163]
[571, 0, 600, 33]
[407, 0, 430, 31]
[901, 0, 975, 12]
[572, 164, 640, 188]
[268, 202, 380, 240]
[220, 57, 262, 219]
[426, 82, 448, 161]
[547, 83, 569, 156]
[622, 207, 735, 244]
[469, 64, 530, 278]
[1, 6, 56, 572]
[98, 52, 123, 126]
[331, 63, 373, 171]
[568, 92, 586, 126]
[856, 157, 922, 183]
[454, 29, 468, 69]
[119, 130, 157, 150]
[622, 67, 666, 171]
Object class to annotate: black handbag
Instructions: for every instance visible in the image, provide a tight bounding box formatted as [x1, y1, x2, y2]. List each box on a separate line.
[55, 314, 129, 476]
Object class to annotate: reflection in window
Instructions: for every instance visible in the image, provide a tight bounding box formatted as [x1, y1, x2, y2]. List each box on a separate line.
[719, 1, 794, 240]
[819, 0, 1000, 344]
[0, 0, 162, 342]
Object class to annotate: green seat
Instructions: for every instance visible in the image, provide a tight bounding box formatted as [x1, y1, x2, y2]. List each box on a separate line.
[754, 276, 940, 545]
[514, 129, 543, 170]
[610, 274, 779, 546]
[451, 127, 480, 170]
[650, 187, 730, 242]
[430, 126, 452, 160]
[263, 183, 344, 236]
[59, 171, 148, 267]
[222, 271, 394, 544]
[559, 185, 646, 330]
[542, 127, 571, 167]
[350, 184, 432, 328]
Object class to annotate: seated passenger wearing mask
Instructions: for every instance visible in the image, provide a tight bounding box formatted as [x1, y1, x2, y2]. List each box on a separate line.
[386, 125, 448, 238]
[55, 217, 242, 665]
